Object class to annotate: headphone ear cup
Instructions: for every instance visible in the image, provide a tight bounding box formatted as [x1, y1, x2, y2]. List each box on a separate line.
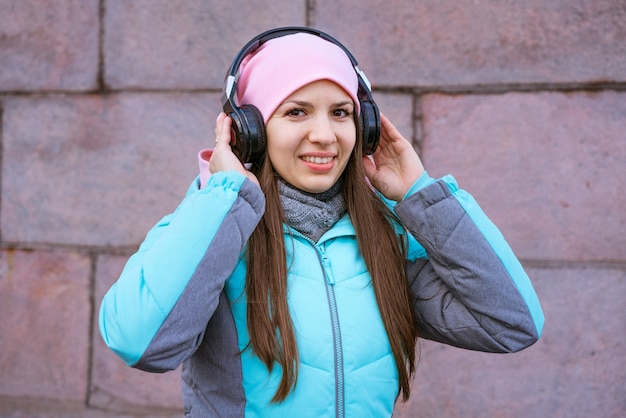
[359, 101, 380, 155]
[227, 104, 266, 164]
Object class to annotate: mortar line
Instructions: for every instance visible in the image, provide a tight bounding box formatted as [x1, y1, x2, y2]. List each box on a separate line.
[85, 251, 98, 408]
[97, 0, 107, 92]
[86, 2, 106, 404]
[306, 0, 316, 27]
[0, 240, 139, 257]
[372, 81, 626, 95]
[412, 93, 424, 155]
[0, 104, 3, 244]
[1, 81, 625, 97]
[520, 259, 626, 270]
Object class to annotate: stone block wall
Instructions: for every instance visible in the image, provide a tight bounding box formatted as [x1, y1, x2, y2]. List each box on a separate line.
[1, 1, 624, 416]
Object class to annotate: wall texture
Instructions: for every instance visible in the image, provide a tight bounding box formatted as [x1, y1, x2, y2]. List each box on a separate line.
[1, 1, 625, 417]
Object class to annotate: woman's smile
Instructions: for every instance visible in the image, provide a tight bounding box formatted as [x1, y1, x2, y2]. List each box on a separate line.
[299, 153, 336, 172]
[300, 155, 335, 165]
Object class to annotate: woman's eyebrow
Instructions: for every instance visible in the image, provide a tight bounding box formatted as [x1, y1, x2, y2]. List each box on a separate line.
[281, 100, 354, 108]
[281, 99, 312, 107]
[334, 101, 354, 107]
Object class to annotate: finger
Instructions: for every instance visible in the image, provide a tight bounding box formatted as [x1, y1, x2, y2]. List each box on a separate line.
[214, 112, 225, 136]
[379, 113, 403, 143]
[362, 157, 381, 191]
[362, 155, 376, 178]
[214, 113, 232, 148]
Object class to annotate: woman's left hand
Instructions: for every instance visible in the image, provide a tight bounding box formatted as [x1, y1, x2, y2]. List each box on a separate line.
[363, 113, 425, 201]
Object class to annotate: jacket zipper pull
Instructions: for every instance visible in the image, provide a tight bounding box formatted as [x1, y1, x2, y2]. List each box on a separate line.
[318, 246, 336, 285]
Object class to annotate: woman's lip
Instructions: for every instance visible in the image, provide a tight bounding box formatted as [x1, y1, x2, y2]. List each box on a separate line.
[299, 151, 336, 157]
[300, 155, 336, 171]
[300, 155, 336, 164]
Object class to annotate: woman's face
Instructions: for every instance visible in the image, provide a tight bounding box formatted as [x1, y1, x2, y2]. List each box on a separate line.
[265, 80, 357, 194]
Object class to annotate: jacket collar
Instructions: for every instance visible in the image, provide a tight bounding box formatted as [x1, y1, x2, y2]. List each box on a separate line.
[284, 213, 355, 244]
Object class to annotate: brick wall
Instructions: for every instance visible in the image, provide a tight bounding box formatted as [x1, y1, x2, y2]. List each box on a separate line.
[1, 1, 624, 417]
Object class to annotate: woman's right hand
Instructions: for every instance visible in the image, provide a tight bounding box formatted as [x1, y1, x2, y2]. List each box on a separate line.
[210, 112, 260, 187]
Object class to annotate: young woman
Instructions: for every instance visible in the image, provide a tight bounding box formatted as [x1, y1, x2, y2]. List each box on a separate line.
[99, 28, 544, 418]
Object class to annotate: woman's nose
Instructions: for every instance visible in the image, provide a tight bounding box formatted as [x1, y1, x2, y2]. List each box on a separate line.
[307, 115, 336, 144]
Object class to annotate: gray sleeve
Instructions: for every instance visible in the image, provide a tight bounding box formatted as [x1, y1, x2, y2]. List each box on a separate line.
[134, 179, 264, 371]
[395, 179, 542, 353]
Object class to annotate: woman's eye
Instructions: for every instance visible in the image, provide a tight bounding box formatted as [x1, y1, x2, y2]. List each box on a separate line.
[332, 109, 351, 118]
[286, 108, 305, 117]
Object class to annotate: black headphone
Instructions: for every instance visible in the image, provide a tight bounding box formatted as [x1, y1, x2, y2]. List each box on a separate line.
[221, 26, 381, 164]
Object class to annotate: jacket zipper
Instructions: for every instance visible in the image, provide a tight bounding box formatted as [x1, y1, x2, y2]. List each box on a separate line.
[293, 230, 345, 418]
[318, 245, 345, 418]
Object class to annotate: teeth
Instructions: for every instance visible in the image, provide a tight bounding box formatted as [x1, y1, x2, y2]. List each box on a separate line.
[302, 156, 333, 164]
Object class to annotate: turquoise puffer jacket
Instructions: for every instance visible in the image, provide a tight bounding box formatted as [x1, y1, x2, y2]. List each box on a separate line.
[225, 214, 406, 417]
[99, 170, 544, 417]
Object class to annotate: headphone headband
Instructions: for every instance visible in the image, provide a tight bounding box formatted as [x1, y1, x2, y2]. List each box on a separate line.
[222, 27, 373, 108]
[222, 26, 380, 163]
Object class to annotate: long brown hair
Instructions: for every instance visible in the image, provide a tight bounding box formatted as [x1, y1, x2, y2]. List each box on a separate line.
[245, 135, 418, 403]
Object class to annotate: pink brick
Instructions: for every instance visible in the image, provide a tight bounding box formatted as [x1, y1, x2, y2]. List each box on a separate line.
[0, 0, 99, 91]
[0, 249, 91, 400]
[2, 93, 219, 247]
[394, 267, 626, 418]
[420, 91, 626, 262]
[104, 0, 306, 89]
[314, 0, 626, 87]
[91, 254, 183, 412]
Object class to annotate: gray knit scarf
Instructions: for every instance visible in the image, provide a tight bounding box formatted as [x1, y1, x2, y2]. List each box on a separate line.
[278, 179, 346, 242]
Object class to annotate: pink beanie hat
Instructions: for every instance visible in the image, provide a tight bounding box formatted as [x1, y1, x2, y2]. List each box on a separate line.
[236, 32, 360, 122]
